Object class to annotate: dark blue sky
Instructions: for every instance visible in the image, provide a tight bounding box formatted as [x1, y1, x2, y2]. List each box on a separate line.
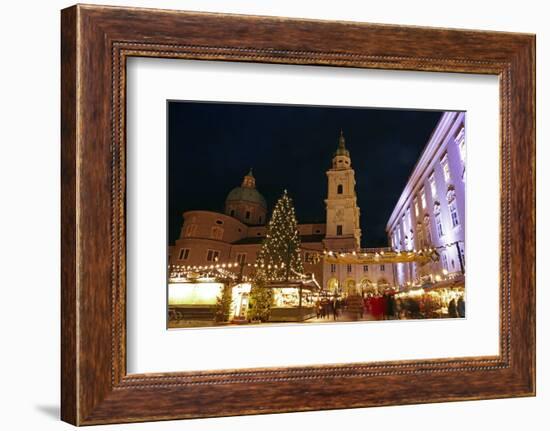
[168, 101, 443, 247]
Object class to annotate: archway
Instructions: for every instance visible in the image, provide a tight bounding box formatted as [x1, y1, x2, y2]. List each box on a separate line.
[377, 278, 390, 291]
[360, 278, 377, 295]
[326, 278, 339, 294]
[344, 278, 357, 296]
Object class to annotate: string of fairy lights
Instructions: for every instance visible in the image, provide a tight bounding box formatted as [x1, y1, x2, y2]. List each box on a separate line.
[167, 189, 461, 286]
[167, 246, 441, 281]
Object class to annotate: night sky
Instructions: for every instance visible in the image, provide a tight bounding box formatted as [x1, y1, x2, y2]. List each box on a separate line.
[168, 101, 443, 247]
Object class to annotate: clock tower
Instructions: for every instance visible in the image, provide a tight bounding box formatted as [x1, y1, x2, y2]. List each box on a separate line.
[323, 131, 362, 251]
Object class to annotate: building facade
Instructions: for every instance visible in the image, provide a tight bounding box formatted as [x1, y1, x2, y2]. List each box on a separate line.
[169, 132, 399, 295]
[386, 111, 466, 288]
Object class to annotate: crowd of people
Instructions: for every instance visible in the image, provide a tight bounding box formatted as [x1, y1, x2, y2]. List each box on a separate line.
[314, 291, 465, 321]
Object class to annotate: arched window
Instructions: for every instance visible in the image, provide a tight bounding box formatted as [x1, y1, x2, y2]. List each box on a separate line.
[337, 184, 343, 194]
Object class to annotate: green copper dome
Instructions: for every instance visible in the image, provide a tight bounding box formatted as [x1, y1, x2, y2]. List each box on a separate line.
[225, 170, 267, 208]
[225, 187, 267, 208]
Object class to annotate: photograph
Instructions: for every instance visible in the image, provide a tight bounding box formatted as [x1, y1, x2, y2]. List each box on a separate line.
[167, 102, 466, 328]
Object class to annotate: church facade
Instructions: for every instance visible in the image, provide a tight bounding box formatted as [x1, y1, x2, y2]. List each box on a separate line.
[169, 131, 398, 295]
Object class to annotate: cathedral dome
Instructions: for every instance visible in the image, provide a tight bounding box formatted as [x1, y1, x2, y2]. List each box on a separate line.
[224, 170, 268, 225]
[225, 186, 267, 208]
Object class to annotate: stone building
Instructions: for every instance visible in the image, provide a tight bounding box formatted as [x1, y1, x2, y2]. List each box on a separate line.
[169, 169, 326, 284]
[386, 111, 466, 287]
[169, 132, 399, 295]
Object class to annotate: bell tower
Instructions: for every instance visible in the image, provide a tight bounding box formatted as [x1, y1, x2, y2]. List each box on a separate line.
[323, 131, 361, 251]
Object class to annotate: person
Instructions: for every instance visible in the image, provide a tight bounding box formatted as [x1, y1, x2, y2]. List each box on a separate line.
[457, 295, 465, 318]
[332, 298, 339, 320]
[386, 294, 395, 319]
[448, 298, 458, 318]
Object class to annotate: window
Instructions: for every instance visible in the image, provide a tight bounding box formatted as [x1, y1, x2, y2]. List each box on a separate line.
[336, 225, 343, 236]
[330, 264, 336, 273]
[420, 188, 427, 209]
[442, 253, 449, 270]
[304, 252, 315, 263]
[215, 219, 224, 225]
[211, 226, 224, 240]
[337, 184, 343, 194]
[449, 200, 460, 227]
[206, 249, 220, 262]
[236, 253, 246, 265]
[363, 265, 369, 272]
[441, 153, 451, 182]
[380, 264, 385, 271]
[347, 264, 352, 273]
[184, 224, 197, 237]
[258, 216, 262, 224]
[435, 213, 444, 238]
[429, 172, 437, 198]
[178, 248, 190, 260]
[417, 223, 424, 247]
[230, 209, 235, 217]
[456, 126, 466, 163]
[245, 211, 250, 219]
[424, 215, 432, 244]
[414, 197, 419, 217]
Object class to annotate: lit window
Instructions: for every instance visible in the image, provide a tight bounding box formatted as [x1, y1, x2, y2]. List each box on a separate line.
[211, 226, 224, 240]
[414, 197, 419, 217]
[184, 224, 197, 237]
[441, 153, 451, 182]
[336, 225, 343, 236]
[429, 172, 437, 198]
[417, 223, 424, 247]
[424, 215, 432, 244]
[435, 213, 444, 238]
[456, 126, 466, 163]
[178, 248, 190, 260]
[420, 189, 427, 209]
[206, 250, 220, 262]
[449, 201, 460, 228]
[442, 253, 449, 271]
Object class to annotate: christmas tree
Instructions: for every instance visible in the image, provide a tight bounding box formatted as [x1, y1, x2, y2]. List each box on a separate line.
[249, 190, 304, 321]
[214, 285, 233, 323]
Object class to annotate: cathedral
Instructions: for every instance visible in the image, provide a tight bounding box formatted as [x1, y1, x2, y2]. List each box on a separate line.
[169, 131, 396, 296]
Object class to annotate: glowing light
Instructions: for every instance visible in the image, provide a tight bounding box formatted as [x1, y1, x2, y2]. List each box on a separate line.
[168, 282, 223, 305]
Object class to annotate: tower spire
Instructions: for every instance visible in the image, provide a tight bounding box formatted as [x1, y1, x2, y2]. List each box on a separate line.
[339, 129, 346, 149]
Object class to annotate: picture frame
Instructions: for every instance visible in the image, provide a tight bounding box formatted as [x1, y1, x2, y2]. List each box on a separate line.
[61, 4, 535, 425]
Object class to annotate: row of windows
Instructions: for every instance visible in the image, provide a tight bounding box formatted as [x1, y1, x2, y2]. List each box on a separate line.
[330, 264, 385, 273]
[391, 128, 465, 249]
[229, 208, 263, 223]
